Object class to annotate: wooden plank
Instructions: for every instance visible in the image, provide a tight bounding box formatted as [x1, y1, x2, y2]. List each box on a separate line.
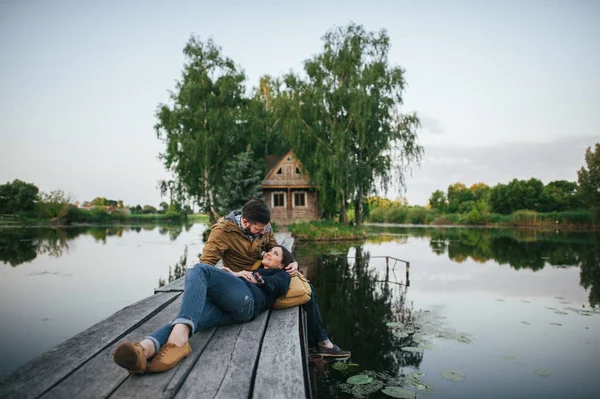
[253, 308, 306, 399]
[109, 328, 216, 399]
[175, 311, 270, 399]
[155, 277, 184, 293]
[41, 295, 185, 399]
[0, 292, 181, 399]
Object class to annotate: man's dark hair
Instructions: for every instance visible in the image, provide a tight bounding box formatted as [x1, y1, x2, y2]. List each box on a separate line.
[242, 198, 271, 224]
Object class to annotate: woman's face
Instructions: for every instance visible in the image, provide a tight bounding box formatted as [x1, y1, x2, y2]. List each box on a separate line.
[262, 247, 284, 269]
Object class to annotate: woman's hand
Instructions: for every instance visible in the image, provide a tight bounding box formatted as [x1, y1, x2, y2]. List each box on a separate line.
[285, 261, 299, 275]
[237, 270, 258, 284]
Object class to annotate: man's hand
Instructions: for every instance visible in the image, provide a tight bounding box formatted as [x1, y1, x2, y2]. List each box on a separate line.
[285, 261, 299, 275]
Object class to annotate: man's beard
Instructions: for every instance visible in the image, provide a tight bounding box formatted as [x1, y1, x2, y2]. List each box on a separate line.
[243, 227, 259, 237]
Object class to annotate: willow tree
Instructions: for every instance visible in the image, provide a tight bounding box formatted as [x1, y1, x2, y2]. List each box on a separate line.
[282, 23, 423, 226]
[155, 36, 247, 222]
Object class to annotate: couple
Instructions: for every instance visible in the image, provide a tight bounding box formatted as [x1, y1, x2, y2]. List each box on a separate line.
[113, 198, 349, 374]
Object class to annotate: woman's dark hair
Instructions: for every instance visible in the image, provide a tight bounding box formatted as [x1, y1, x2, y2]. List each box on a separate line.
[242, 198, 271, 225]
[276, 245, 295, 268]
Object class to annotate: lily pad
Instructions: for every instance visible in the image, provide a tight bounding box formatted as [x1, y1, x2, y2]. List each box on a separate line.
[332, 361, 360, 373]
[503, 355, 517, 362]
[535, 369, 551, 377]
[401, 346, 423, 353]
[520, 321, 531, 325]
[347, 374, 374, 385]
[441, 369, 466, 382]
[554, 311, 568, 315]
[381, 386, 416, 398]
[546, 307, 558, 310]
[550, 322, 562, 326]
[521, 300, 531, 303]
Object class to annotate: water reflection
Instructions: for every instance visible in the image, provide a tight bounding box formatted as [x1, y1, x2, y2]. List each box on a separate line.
[297, 227, 600, 397]
[366, 226, 600, 307]
[299, 247, 420, 375]
[0, 223, 194, 267]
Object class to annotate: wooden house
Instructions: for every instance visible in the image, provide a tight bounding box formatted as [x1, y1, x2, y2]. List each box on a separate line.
[261, 150, 319, 225]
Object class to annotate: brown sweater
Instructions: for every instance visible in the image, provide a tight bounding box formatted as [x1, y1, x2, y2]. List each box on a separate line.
[199, 212, 278, 271]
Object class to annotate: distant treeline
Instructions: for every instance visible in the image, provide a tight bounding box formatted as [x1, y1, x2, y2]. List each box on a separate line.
[367, 178, 597, 228]
[0, 180, 192, 224]
[368, 143, 599, 228]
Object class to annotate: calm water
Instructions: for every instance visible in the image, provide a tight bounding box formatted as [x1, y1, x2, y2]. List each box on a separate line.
[1, 224, 599, 398]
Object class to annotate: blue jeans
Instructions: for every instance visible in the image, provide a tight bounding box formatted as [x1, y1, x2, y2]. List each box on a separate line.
[303, 283, 329, 348]
[146, 263, 255, 353]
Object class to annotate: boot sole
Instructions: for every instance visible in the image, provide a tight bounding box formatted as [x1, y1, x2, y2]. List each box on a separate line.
[113, 342, 145, 374]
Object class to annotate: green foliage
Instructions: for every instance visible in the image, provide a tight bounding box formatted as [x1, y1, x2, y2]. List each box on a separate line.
[0, 179, 39, 215]
[280, 23, 423, 226]
[428, 190, 447, 212]
[215, 149, 262, 216]
[578, 143, 600, 211]
[447, 183, 474, 213]
[155, 36, 248, 220]
[142, 205, 157, 214]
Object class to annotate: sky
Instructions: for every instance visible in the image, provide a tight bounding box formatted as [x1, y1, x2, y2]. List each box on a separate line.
[0, 0, 598, 207]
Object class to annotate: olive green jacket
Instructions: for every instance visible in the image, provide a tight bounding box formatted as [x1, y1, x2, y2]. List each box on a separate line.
[199, 210, 278, 271]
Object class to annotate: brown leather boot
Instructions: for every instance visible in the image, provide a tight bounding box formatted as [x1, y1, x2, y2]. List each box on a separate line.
[113, 341, 147, 374]
[146, 342, 192, 373]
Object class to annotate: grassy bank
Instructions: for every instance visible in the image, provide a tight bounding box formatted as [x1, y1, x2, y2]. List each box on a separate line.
[367, 206, 598, 230]
[0, 212, 209, 226]
[289, 220, 367, 241]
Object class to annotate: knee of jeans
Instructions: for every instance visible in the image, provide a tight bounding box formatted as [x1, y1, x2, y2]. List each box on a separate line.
[186, 263, 208, 279]
[234, 295, 254, 321]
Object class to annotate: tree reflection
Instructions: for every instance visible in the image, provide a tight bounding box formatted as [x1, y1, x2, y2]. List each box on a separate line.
[370, 226, 600, 307]
[0, 223, 193, 267]
[300, 245, 421, 374]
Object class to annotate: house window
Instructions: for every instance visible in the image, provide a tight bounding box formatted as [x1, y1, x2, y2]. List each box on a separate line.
[294, 192, 306, 207]
[296, 167, 301, 174]
[276, 167, 282, 175]
[272, 192, 285, 207]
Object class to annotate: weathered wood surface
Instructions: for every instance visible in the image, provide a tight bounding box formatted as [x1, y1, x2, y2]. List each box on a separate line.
[0, 292, 181, 399]
[41, 295, 186, 399]
[109, 328, 216, 399]
[176, 311, 270, 399]
[253, 307, 306, 399]
[1, 230, 308, 399]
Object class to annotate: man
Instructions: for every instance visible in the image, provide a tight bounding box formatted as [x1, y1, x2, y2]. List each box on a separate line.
[200, 198, 350, 357]
[200, 198, 297, 273]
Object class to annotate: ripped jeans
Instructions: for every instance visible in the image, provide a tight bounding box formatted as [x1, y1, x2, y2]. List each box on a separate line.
[146, 263, 255, 353]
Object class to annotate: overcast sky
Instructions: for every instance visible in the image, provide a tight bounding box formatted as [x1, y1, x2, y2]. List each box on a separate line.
[1, 0, 598, 207]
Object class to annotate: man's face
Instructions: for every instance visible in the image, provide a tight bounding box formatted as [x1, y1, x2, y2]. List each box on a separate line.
[241, 219, 267, 237]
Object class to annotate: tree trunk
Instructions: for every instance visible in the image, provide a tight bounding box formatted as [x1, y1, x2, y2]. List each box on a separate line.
[339, 189, 348, 225]
[354, 189, 363, 228]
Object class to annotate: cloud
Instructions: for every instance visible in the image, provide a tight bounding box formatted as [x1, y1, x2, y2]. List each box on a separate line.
[398, 135, 599, 205]
[419, 115, 444, 134]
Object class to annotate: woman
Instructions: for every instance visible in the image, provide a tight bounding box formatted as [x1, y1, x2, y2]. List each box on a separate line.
[113, 245, 294, 374]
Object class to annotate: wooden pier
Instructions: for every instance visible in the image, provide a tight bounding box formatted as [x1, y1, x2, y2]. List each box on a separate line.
[0, 233, 310, 399]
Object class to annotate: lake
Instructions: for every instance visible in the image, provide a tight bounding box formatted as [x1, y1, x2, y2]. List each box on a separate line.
[1, 224, 598, 398]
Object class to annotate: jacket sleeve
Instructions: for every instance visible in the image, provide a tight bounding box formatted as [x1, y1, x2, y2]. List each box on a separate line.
[261, 271, 291, 297]
[199, 228, 228, 266]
